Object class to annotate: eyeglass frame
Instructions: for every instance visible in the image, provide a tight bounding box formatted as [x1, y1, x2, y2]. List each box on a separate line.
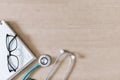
[6, 34, 19, 72]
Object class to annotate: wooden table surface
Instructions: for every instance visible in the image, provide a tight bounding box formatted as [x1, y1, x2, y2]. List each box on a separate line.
[1, 0, 120, 80]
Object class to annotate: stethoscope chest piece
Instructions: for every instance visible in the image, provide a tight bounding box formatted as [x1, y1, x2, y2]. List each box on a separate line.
[38, 54, 51, 67]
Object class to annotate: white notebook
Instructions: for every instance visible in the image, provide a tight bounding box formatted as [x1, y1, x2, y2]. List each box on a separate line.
[0, 20, 36, 80]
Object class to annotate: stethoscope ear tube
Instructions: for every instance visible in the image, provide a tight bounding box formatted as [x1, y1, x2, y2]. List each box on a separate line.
[44, 49, 75, 80]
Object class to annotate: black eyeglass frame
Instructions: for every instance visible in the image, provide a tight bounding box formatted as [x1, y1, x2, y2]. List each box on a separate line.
[6, 34, 19, 72]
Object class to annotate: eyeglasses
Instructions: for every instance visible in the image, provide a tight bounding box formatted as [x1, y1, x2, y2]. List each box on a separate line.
[6, 34, 19, 72]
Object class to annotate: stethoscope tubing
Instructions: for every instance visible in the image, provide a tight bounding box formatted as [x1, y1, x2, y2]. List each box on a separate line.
[22, 63, 40, 80]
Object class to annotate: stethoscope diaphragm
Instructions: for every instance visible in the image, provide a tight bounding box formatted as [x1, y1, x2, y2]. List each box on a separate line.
[38, 54, 51, 67]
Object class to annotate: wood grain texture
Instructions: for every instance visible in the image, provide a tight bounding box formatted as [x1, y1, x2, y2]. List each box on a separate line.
[1, 0, 120, 80]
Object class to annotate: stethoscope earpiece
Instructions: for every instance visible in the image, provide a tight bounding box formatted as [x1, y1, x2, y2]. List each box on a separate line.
[60, 49, 75, 60]
[38, 54, 51, 67]
[70, 54, 75, 60]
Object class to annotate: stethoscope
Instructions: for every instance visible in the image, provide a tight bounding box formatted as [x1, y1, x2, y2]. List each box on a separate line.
[22, 49, 75, 80]
[22, 54, 51, 80]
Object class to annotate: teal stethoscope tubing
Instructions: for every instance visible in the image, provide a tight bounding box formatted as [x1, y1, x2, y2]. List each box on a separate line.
[22, 54, 51, 80]
[22, 63, 40, 80]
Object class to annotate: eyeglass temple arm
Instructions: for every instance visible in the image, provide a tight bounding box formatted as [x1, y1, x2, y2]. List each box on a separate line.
[21, 63, 40, 80]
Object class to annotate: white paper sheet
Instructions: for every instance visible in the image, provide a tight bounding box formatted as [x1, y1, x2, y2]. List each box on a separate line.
[0, 20, 36, 80]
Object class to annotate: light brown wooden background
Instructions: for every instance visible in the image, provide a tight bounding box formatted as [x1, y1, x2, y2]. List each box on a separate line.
[1, 0, 120, 80]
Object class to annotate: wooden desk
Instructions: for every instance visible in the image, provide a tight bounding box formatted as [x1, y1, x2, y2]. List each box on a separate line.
[0, 0, 120, 80]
